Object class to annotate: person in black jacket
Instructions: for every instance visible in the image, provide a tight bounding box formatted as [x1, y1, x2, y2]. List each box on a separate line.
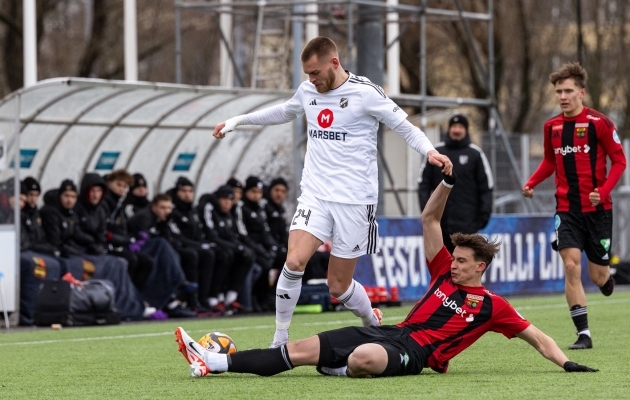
[168, 177, 219, 313]
[127, 193, 201, 317]
[226, 177, 244, 217]
[198, 185, 255, 313]
[101, 170, 153, 290]
[236, 176, 283, 311]
[418, 114, 494, 253]
[265, 177, 289, 251]
[39, 180, 92, 257]
[124, 172, 150, 219]
[20, 179, 57, 256]
[19, 178, 63, 326]
[74, 173, 109, 255]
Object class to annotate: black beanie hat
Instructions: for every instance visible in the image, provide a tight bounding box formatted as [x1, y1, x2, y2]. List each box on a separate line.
[175, 176, 194, 190]
[448, 114, 469, 131]
[244, 176, 264, 192]
[131, 173, 147, 190]
[215, 185, 234, 199]
[269, 177, 288, 190]
[59, 179, 77, 194]
[226, 177, 243, 189]
[22, 176, 41, 193]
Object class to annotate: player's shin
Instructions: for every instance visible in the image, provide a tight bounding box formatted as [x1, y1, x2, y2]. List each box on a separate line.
[274, 264, 304, 344]
[228, 346, 294, 376]
[337, 280, 377, 326]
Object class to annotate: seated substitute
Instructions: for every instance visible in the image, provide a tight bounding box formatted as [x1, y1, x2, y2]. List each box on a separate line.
[174, 172, 598, 377]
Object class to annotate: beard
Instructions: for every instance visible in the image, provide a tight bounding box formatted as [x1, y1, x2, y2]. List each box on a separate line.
[315, 67, 337, 93]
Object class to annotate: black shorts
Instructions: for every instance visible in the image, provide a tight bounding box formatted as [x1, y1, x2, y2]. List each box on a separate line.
[554, 210, 613, 265]
[317, 325, 427, 377]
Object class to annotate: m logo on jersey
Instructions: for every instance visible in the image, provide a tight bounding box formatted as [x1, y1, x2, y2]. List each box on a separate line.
[339, 98, 348, 109]
[317, 109, 334, 128]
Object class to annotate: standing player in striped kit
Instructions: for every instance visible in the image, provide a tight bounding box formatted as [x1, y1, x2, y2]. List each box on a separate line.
[523, 62, 626, 350]
[212, 36, 452, 348]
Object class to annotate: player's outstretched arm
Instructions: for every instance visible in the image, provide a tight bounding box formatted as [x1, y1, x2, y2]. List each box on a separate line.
[212, 103, 300, 140]
[516, 325, 599, 372]
[421, 172, 455, 262]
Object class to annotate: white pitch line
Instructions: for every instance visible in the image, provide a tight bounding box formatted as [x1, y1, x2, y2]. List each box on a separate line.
[1, 297, 628, 348]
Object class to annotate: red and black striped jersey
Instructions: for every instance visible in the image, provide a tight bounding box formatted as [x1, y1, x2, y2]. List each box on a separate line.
[526, 107, 626, 212]
[397, 247, 530, 373]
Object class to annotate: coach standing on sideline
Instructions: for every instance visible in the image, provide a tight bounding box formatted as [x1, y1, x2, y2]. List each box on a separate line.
[418, 114, 493, 254]
[523, 62, 626, 350]
[212, 36, 452, 348]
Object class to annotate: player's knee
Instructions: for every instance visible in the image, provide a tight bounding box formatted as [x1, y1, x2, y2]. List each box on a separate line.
[284, 254, 307, 272]
[347, 350, 376, 377]
[328, 281, 349, 299]
[563, 262, 581, 279]
[348, 345, 387, 378]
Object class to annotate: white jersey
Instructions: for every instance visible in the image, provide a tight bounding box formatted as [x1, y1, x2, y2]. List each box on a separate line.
[285, 73, 408, 204]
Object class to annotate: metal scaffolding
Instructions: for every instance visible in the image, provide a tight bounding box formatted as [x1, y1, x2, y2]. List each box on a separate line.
[174, 0, 536, 214]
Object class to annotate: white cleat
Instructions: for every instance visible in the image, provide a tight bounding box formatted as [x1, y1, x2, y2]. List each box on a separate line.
[269, 340, 288, 349]
[316, 365, 348, 376]
[174, 327, 210, 377]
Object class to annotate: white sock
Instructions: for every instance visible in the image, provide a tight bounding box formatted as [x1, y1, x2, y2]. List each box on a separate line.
[202, 351, 229, 372]
[208, 297, 219, 307]
[337, 280, 377, 327]
[274, 265, 304, 337]
[225, 290, 238, 305]
[218, 293, 225, 303]
[578, 329, 591, 337]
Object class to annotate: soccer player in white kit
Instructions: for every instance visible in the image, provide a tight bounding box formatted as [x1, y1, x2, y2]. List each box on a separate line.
[213, 36, 452, 347]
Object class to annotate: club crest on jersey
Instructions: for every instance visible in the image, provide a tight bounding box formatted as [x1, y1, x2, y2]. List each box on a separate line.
[339, 97, 349, 109]
[575, 128, 586, 138]
[459, 155, 468, 165]
[465, 294, 483, 309]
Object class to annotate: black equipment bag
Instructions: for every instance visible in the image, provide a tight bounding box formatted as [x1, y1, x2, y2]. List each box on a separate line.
[297, 283, 331, 311]
[34, 280, 121, 327]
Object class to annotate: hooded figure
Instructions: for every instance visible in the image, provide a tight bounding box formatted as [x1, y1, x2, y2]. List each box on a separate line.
[74, 173, 109, 255]
[418, 114, 494, 253]
[40, 180, 91, 257]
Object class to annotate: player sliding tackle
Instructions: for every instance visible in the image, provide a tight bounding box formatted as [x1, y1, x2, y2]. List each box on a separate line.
[212, 36, 452, 348]
[175, 172, 598, 377]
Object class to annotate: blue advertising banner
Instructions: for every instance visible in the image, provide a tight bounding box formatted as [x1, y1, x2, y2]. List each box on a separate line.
[355, 216, 595, 301]
[173, 153, 196, 171]
[10, 148, 37, 168]
[95, 151, 120, 170]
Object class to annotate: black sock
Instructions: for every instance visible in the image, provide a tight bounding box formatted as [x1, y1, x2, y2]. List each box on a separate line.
[570, 305, 589, 333]
[227, 345, 294, 376]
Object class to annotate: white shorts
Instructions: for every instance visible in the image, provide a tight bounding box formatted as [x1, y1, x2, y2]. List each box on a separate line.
[290, 192, 379, 259]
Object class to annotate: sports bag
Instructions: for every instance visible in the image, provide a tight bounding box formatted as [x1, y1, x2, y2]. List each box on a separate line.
[34, 279, 120, 327]
[297, 283, 331, 311]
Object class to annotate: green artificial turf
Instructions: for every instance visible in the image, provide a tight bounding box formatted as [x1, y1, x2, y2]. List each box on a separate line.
[1, 291, 629, 399]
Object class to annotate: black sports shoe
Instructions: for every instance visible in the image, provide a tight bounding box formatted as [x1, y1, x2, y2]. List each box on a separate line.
[568, 334, 593, 350]
[599, 275, 614, 297]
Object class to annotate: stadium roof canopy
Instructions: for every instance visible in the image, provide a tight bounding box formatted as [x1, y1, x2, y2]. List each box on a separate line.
[0, 78, 296, 198]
